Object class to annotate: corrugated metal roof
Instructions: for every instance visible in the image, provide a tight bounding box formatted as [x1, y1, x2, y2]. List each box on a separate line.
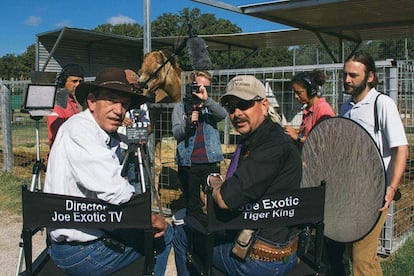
[192, 0, 414, 42]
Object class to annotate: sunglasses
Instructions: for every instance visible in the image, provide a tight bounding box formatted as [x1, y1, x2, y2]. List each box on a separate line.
[223, 97, 263, 114]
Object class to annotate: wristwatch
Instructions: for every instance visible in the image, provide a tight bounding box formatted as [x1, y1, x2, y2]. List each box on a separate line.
[296, 133, 303, 143]
[207, 173, 223, 188]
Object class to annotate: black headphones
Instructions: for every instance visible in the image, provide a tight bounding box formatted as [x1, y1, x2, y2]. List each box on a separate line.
[301, 74, 318, 98]
[56, 64, 85, 88]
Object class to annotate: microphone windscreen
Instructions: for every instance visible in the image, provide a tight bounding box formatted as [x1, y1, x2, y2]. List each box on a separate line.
[55, 88, 69, 108]
[186, 37, 211, 70]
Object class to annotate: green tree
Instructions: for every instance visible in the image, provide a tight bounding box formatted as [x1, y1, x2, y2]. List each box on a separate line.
[0, 44, 35, 80]
[0, 54, 17, 79]
[152, 13, 183, 37]
[93, 23, 143, 37]
[17, 44, 35, 79]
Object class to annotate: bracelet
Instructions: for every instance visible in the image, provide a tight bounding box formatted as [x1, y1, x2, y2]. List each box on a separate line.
[388, 186, 397, 192]
[207, 173, 223, 187]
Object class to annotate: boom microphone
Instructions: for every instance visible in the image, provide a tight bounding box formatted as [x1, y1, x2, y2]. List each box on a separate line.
[186, 36, 211, 70]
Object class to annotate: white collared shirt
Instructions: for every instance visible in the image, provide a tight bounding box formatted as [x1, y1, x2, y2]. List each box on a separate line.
[340, 88, 408, 184]
[44, 109, 135, 242]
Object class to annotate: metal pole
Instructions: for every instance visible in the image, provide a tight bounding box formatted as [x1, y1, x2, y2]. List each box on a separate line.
[143, 0, 151, 54]
[1, 83, 13, 172]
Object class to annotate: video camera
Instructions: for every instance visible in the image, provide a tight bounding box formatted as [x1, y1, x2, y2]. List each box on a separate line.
[185, 81, 202, 105]
[125, 109, 149, 144]
[184, 81, 212, 105]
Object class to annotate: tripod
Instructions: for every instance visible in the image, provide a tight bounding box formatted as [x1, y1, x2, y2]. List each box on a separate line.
[121, 142, 164, 215]
[16, 116, 47, 275]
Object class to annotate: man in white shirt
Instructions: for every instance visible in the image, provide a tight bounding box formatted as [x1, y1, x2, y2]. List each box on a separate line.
[44, 67, 172, 275]
[333, 52, 408, 276]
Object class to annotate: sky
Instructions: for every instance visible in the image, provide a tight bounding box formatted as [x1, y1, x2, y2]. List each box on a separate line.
[0, 0, 287, 57]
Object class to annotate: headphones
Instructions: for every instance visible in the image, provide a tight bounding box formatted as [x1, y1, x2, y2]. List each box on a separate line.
[56, 64, 85, 88]
[300, 73, 318, 98]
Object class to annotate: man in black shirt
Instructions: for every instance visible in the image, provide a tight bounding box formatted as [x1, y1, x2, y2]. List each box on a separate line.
[173, 75, 302, 275]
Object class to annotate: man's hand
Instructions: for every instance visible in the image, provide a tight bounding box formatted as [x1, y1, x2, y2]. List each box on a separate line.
[207, 173, 229, 209]
[122, 117, 133, 127]
[151, 213, 167, 238]
[378, 186, 397, 211]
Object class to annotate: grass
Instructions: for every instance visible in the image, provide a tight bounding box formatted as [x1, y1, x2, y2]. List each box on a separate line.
[0, 172, 27, 215]
[0, 173, 413, 274]
[381, 235, 414, 275]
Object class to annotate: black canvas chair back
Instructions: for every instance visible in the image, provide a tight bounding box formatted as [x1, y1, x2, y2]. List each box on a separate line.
[185, 182, 326, 276]
[20, 185, 153, 275]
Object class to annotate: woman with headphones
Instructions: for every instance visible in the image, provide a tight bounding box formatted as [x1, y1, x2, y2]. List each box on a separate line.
[284, 69, 335, 147]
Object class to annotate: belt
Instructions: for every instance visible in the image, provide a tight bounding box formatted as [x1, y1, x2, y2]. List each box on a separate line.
[52, 236, 125, 253]
[52, 237, 104, 246]
[248, 238, 298, 262]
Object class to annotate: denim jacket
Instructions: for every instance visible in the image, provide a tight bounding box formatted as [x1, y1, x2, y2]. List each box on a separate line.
[172, 97, 227, 166]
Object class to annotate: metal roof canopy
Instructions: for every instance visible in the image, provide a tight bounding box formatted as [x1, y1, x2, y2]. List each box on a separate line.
[192, 0, 414, 62]
[37, 27, 326, 71]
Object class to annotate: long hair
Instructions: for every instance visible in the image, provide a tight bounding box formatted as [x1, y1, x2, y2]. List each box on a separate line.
[268, 105, 282, 125]
[345, 51, 378, 88]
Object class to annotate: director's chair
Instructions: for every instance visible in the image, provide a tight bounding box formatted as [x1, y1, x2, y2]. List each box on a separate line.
[18, 185, 154, 276]
[185, 181, 326, 276]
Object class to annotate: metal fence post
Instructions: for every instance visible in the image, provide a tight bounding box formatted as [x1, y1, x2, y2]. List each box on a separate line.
[0, 82, 13, 171]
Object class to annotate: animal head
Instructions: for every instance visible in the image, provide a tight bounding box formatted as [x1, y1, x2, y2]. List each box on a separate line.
[138, 50, 182, 103]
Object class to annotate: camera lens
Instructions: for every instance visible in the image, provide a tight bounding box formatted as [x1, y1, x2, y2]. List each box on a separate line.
[192, 83, 199, 93]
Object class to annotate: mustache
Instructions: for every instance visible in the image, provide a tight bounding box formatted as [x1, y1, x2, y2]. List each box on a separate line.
[232, 116, 248, 125]
[109, 116, 122, 124]
[344, 83, 352, 89]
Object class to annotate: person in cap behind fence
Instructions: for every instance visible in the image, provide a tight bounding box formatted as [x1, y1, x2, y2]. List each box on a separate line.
[284, 69, 335, 148]
[44, 67, 173, 276]
[46, 63, 84, 147]
[173, 75, 303, 275]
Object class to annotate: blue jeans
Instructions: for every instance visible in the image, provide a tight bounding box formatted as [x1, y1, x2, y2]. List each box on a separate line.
[49, 225, 173, 276]
[173, 224, 297, 276]
[213, 242, 297, 276]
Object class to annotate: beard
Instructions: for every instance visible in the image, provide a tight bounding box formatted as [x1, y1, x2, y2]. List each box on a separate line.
[343, 75, 369, 97]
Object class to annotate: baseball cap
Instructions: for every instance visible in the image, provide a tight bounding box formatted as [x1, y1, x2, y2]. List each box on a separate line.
[220, 75, 266, 105]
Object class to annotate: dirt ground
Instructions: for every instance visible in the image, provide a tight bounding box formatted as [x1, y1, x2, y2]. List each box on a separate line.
[0, 210, 42, 275]
[0, 210, 177, 276]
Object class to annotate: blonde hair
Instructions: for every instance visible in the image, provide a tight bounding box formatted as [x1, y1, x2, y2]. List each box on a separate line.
[268, 105, 282, 125]
[191, 70, 212, 82]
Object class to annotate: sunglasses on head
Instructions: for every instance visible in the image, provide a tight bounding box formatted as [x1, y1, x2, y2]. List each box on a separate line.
[223, 97, 263, 114]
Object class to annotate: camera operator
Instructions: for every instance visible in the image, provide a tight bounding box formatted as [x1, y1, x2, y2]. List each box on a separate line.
[172, 71, 227, 274]
[172, 71, 227, 216]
